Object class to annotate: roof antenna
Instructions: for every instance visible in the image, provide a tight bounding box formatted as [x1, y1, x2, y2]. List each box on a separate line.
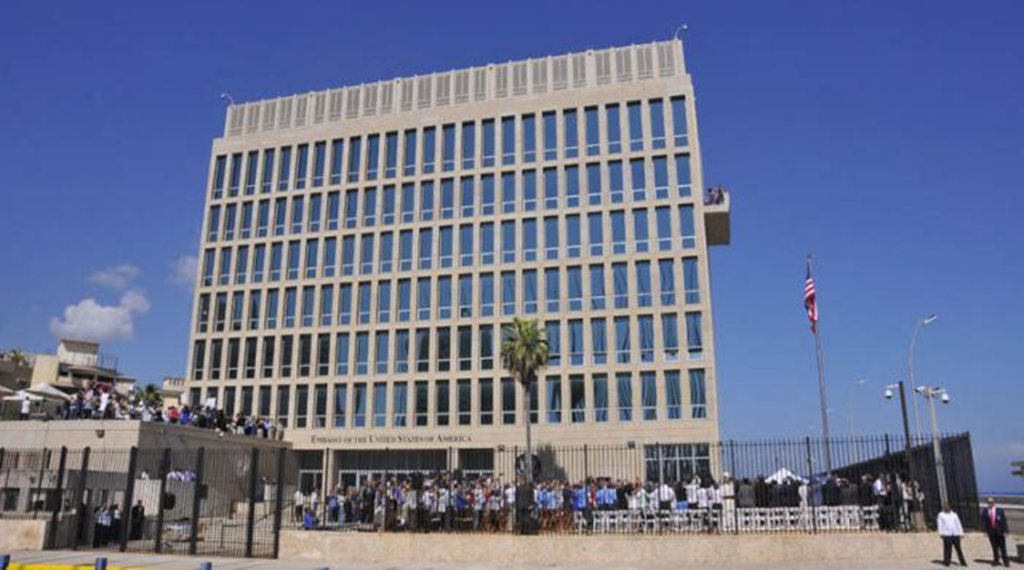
[220, 92, 235, 106]
[674, 24, 690, 40]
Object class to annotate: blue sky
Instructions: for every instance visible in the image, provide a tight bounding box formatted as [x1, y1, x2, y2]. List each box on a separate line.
[1, 0, 1021, 491]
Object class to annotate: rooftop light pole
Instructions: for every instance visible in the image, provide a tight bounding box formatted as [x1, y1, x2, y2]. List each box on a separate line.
[908, 314, 938, 437]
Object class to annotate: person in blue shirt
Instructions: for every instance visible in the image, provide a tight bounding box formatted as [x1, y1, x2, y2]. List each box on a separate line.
[302, 507, 317, 530]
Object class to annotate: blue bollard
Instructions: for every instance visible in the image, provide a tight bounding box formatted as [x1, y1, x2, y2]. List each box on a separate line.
[95, 557, 108, 570]
[2, 553, 10, 570]
[198, 563, 212, 570]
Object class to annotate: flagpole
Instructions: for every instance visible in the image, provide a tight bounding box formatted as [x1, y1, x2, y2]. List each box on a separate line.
[808, 255, 833, 477]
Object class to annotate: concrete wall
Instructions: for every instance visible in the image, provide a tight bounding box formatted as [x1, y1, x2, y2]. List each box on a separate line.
[0, 420, 290, 452]
[0, 519, 48, 552]
[280, 531, 992, 567]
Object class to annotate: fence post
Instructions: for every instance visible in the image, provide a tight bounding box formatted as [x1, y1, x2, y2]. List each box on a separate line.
[583, 445, 589, 480]
[154, 448, 171, 553]
[272, 447, 286, 560]
[188, 447, 206, 556]
[47, 446, 69, 549]
[119, 447, 139, 552]
[32, 448, 48, 519]
[244, 448, 260, 558]
[656, 443, 663, 486]
[729, 441, 739, 535]
[804, 437, 817, 534]
[71, 447, 91, 551]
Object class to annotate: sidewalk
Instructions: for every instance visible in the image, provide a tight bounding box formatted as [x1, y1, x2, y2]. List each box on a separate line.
[5, 549, 1013, 569]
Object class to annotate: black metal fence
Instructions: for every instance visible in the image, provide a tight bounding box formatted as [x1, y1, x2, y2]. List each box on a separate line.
[0, 432, 979, 558]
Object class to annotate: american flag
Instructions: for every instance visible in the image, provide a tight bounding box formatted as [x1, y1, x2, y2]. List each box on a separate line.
[804, 257, 819, 332]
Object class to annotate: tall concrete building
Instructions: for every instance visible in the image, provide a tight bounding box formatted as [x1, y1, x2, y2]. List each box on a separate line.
[186, 39, 731, 489]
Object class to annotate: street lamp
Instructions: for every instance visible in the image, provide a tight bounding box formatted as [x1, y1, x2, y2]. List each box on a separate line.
[908, 313, 938, 437]
[884, 380, 919, 530]
[847, 378, 869, 438]
[916, 385, 951, 505]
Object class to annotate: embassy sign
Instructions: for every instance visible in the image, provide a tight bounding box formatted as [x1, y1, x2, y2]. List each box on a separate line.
[310, 433, 474, 446]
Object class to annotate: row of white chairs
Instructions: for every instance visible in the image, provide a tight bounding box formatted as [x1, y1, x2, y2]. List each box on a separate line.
[574, 505, 881, 534]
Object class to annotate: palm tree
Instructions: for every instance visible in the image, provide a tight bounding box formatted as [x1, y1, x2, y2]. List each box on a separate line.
[7, 348, 27, 366]
[501, 317, 549, 486]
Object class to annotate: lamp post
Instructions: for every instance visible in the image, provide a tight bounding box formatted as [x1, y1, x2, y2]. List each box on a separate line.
[847, 377, 869, 438]
[884, 381, 919, 530]
[915, 385, 951, 506]
[908, 314, 938, 436]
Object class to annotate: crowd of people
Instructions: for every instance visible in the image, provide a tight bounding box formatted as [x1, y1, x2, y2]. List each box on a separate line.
[290, 470, 917, 534]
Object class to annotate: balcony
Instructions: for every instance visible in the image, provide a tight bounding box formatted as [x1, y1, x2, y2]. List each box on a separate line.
[704, 188, 731, 246]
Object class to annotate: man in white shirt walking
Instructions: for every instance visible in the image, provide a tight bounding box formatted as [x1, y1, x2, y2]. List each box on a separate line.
[937, 502, 968, 567]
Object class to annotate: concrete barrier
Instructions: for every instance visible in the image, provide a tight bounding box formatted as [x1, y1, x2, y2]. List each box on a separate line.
[281, 530, 990, 567]
[0, 520, 48, 552]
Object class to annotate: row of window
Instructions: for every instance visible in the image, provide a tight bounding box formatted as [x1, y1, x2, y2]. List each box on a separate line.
[211, 98, 689, 199]
[189, 369, 709, 430]
[205, 155, 693, 244]
[197, 258, 703, 334]
[191, 312, 705, 383]
[200, 206, 699, 288]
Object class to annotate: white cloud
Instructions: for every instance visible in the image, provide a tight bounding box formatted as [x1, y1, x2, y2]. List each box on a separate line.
[168, 255, 198, 289]
[89, 265, 140, 290]
[49, 290, 151, 342]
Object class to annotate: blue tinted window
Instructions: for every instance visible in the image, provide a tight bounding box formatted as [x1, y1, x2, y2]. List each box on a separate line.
[422, 127, 436, 174]
[461, 122, 475, 170]
[384, 132, 398, 178]
[522, 114, 536, 162]
[366, 134, 380, 180]
[442, 124, 456, 171]
[564, 109, 578, 158]
[671, 96, 689, 147]
[295, 145, 308, 189]
[403, 130, 417, 176]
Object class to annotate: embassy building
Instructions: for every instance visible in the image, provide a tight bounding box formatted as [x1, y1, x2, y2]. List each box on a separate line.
[186, 38, 731, 490]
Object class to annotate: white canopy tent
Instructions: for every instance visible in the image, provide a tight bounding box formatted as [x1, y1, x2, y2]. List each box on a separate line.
[26, 383, 72, 401]
[766, 468, 808, 484]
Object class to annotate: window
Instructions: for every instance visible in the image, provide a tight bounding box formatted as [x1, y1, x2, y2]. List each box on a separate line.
[630, 158, 646, 202]
[422, 127, 436, 174]
[401, 183, 415, 223]
[679, 205, 696, 249]
[501, 220, 516, 263]
[685, 311, 704, 360]
[649, 99, 666, 149]
[439, 226, 453, 268]
[482, 119, 496, 167]
[253, 244, 266, 283]
[565, 165, 580, 208]
[523, 270, 538, 314]
[501, 378, 516, 425]
[330, 139, 344, 185]
[479, 379, 494, 425]
[636, 261, 652, 307]
[191, 340, 205, 380]
[295, 144, 309, 189]
[338, 284, 352, 324]
[587, 213, 604, 256]
[501, 171, 516, 213]
[344, 190, 358, 228]
[415, 381, 429, 427]
[262, 148, 275, 193]
[440, 179, 454, 219]
[416, 328, 430, 372]
[257, 200, 270, 237]
[671, 96, 689, 147]
[591, 317, 607, 365]
[379, 232, 393, 273]
[398, 279, 412, 321]
[656, 207, 673, 251]
[420, 181, 434, 221]
[662, 313, 679, 361]
[683, 258, 701, 304]
[274, 198, 287, 235]
[522, 114, 536, 162]
[314, 384, 327, 428]
[312, 141, 326, 186]
[543, 111, 557, 161]
[316, 333, 330, 375]
[593, 374, 609, 423]
[209, 339, 223, 380]
[229, 153, 242, 196]
[435, 380, 450, 426]
[590, 264, 606, 310]
[265, 289, 279, 329]
[382, 185, 395, 225]
[457, 379, 472, 426]
[278, 146, 292, 191]
[585, 106, 599, 156]
[403, 130, 417, 176]
[417, 278, 432, 320]
[690, 369, 707, 418]
[606, 103, 622, 154]
[609, 161, 624, 203]
[301, 286, 315, 327]
[564, 109, 579, 158]
[633, 209, 649, 253]
[612, 262, 629, 308]
[335, 333, 350, 375]
[587, 163, 602, 205]
[393, 382, 408, 427]
[304, 240, 318, 279]
[523, 170, 537, 211]
[334, 384, 348, 428]
[375, 331, 389, 375]
[363, 187, 377, 227]
[544, 216, 559, 260]
[614, 316, 631, 364]
[241, 203, 253, 239]
[479, 324, 494, 370]
[461, 121, 475, 169]
[231, 292, 244, 331]
[326, 193, 340, 231]
[442, 124, 456, 171]
[641, 371, 658, 420]
[360, 233, 374, 274]
[366, 134, 379, 180]
[341, 236, 355, 275]
[546, 376, 562, 424]
[377, 280, 392, 323]
[355, 332, 370, 375]
[458, 274, 473, 318]
[675, 154, 692, 197]
[235, 245, 249, 284]
[399, 230, 413, 271]
[437, 276, 452, 319]
[653, 156, 669, 199]
[395, 329, 410, 373]
[419, 228, 433, 269]
[347, 137, 362, 183]
[617, 372, 633, 422]
[543, 167, 558, 210]
[627, 101, 643, 151]
[545, 267, 560, 312]
[353, 383, 367, 427]
[480, 222, 494, 265]
[567, 266, 583, 311]
[276, 386, 290, 428]
[280, 336, 294, 378]
[212, 155, 226, 198]
[481, 174, 495, 215]
[610, 211, 626, 254]
[480, 273, 495, 317]
[501, 271, 516, 315]
[639, 315, 655, 363]
[569, 319, 584, 366]
[283, 287, 297, 327]
[289, 197, 303, 234]
[523, 219, 537, 261]
[384, 132, 398, 178]
[222, 205, 234, 240]
[659, 259, 676, 306]
[460, 176, 474, 217]
[501, 116, 516, 165]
